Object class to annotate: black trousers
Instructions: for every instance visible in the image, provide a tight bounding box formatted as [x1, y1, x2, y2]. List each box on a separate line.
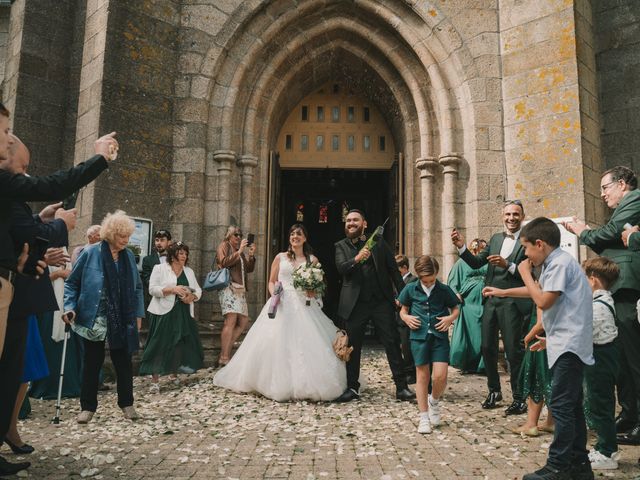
[0, 313, 28, 442]
[345, 298, 406, 391]
[80, 338, 133, 412]
[613, 289, 640, 424]
[547, 352, 589, 470]
[481, 297, 527, 399]
[397, 321, 415, 377]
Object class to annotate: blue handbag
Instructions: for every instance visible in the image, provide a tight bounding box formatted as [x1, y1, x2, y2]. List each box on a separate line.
[202, 261, 231, 292]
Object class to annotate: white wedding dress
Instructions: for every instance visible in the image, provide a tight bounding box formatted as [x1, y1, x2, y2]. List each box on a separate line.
[212, 253, 347, 402]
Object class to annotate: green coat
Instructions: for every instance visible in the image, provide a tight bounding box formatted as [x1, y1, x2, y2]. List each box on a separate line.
[629, 231, 640, 252]
[580, 189, 640, 293]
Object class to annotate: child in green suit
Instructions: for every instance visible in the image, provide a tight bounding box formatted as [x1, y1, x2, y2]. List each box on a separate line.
[397, 255, 460, 434]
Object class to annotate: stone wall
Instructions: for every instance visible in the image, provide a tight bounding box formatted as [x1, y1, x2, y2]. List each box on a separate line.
[500, 0, 588, 223]
[0, 6, 10, 95]
[2, 0, 77, 177]
[72, 0, 180, 253]
[595, 0, 640, 174]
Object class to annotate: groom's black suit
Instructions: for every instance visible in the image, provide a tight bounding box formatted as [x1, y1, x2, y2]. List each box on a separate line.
[335, 236, 407, 392]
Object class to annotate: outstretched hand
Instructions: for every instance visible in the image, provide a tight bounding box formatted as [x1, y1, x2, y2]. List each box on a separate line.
[529, 335, 546, 351]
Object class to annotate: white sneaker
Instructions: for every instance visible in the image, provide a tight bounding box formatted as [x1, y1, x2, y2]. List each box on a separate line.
[428, 395, 441, 427]
[589, 449, 618, 470]
[417, 415, 431, 434]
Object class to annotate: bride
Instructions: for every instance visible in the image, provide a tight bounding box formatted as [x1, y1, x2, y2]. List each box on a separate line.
[212, 224, 347, 401]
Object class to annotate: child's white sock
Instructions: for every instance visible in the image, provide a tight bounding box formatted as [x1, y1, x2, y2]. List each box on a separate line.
[429, 394, 439, 405]
[420, 411, 429, 420]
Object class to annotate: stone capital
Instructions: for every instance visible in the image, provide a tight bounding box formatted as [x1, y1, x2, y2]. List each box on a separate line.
[237, 154, 258, 176]
[439, 153, 462, 174]
[415, 157, 439, 179]
[213, 149, 236, 174]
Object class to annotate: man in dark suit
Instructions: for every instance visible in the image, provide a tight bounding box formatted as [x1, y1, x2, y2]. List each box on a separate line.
[141, 229, 171, 306]
[395, 254, 416, 384]
[0, 113, 116, 476]
[334, 210, 415, 402]
[565, 166, 640, 444]
[451, 201, 531, 414]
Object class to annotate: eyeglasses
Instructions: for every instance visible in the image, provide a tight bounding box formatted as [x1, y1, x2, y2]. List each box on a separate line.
[599, 180, 619, 193]
[504, 199, 523, 207]
[233, 233, 243, 238]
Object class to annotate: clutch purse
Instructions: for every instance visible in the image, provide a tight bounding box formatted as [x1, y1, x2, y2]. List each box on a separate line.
[202, 263, 230, 292]
[268, 281, 283, 318]
[332, 329, 353, 362]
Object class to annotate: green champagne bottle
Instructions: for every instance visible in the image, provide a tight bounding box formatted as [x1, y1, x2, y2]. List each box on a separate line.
[359, 218, 389, 263]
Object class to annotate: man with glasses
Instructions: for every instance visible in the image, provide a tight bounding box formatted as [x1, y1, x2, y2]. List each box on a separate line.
[451, 201, 532, 414]
[565, 166, 640, 444]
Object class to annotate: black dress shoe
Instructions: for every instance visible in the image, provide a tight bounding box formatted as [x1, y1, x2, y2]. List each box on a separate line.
[0, 455, 30, 476]
[617, 424, 640, 445]
[3, 438, 34, 454]
[396, 387, 416, 401]
[481, 391, 502, 409]
[569, 461, 594, 480]
[505, 400, 527, 416]
[522, 465, 571, 480]
[334, 388, 359, 403]
[615, 415, 636, 434]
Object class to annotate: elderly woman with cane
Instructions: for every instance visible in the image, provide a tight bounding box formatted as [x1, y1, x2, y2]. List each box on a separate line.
[63, 210, 144, 424]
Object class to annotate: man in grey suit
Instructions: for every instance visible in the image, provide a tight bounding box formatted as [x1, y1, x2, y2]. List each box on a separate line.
[334, 210, 415, 402]
[451, 201, 531, 414]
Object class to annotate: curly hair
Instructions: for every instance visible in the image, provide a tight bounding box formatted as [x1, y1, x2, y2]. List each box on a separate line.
[167, 241, 189, 265]
[100, 210, 135, 245]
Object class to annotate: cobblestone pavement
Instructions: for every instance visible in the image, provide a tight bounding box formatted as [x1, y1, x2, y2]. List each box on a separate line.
[5, 349, 640, 479]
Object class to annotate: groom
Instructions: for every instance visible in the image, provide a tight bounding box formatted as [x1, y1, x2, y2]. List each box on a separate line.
[334, 209, 416, 402]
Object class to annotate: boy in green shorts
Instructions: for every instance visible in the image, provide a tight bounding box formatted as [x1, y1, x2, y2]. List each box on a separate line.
[397, 255, 460, 434]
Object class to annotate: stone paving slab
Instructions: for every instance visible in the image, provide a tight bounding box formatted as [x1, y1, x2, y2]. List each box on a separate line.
[4, 349, 640, 479]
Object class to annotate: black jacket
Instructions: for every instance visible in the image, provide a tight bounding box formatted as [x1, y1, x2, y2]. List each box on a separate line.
[9, 202, 68, 316]
[0, 155, 108, 271]
[335, 237, 404, 320]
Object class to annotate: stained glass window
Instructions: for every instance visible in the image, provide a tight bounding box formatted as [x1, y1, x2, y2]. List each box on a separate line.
[319, 204, 328, 223]
[296, 203, 304, 222]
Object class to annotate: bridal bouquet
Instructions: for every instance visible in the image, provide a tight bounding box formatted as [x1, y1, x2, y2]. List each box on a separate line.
[292, 262, 326, 306]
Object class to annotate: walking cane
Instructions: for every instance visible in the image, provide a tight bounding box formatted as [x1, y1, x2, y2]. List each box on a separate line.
[51, 323, 70, 425]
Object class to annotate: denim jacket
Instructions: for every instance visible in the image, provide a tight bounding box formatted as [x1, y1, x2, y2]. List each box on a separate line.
[64, 242, 145, 330]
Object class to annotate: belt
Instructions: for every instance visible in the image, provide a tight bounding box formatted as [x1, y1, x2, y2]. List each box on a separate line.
[0, 266, 17, 284]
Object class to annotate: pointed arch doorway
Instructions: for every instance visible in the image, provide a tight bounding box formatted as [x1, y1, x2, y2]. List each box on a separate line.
[266, 82, 404, 321]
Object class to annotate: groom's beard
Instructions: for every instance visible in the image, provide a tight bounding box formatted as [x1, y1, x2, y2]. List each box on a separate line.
[345, 225, 364, 240]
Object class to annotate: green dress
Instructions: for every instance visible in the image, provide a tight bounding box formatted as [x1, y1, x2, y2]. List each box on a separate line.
[139, 271, 204, 376]
[448, 259, 487, 373]
[517, 308, 552, 403]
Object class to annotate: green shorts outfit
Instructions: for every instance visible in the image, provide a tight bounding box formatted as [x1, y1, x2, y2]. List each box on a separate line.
[397, 279, 460, 367]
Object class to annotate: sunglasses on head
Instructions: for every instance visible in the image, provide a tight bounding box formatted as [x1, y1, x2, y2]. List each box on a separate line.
[504, 199, 522, 207]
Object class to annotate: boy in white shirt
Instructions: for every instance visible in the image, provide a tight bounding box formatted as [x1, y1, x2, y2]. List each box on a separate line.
[582, 257, 620, 470]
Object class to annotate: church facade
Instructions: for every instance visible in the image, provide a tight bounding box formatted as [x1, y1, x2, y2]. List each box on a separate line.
[0, 0, 638, 322]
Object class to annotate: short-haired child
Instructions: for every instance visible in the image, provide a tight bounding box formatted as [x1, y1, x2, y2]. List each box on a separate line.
[582, 257, 620, 470]
[397, 255, 460, 434]
[483, 217, 594, 480]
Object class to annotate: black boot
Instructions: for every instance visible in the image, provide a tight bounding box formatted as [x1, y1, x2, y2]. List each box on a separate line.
[0, 456, 30, 477]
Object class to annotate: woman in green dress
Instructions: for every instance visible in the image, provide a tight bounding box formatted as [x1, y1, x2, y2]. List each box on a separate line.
[140, 242, 203, 392]
[448, 239, 487, 373]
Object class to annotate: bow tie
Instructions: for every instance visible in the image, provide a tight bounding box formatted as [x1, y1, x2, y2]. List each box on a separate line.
[504, 233, 515, 240]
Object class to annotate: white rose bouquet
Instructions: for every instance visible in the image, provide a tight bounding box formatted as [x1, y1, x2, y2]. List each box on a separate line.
[292, 261, 326, 306]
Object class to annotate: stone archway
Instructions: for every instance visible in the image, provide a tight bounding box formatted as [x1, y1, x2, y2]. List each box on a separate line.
[169, 0, 499, 315]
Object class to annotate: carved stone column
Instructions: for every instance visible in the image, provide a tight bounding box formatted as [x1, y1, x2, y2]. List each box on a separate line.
[213, 150, 236, 229]
[439, 153, 462, 274]
[237, 154, 258, 231]
[415, 157, 439, 254]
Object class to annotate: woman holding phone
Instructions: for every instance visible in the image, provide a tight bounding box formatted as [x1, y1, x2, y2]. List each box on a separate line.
[140, 242, 203, 393]
[215, 226, 256, 366]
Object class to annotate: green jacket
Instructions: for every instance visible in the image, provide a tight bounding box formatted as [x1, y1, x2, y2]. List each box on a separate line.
[629, 231, 640, 252]
[580, 189, 640, 293]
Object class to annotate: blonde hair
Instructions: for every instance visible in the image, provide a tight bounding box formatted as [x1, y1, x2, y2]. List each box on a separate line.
[100, 210, 135, 244]
[223, 225, 241, 241]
